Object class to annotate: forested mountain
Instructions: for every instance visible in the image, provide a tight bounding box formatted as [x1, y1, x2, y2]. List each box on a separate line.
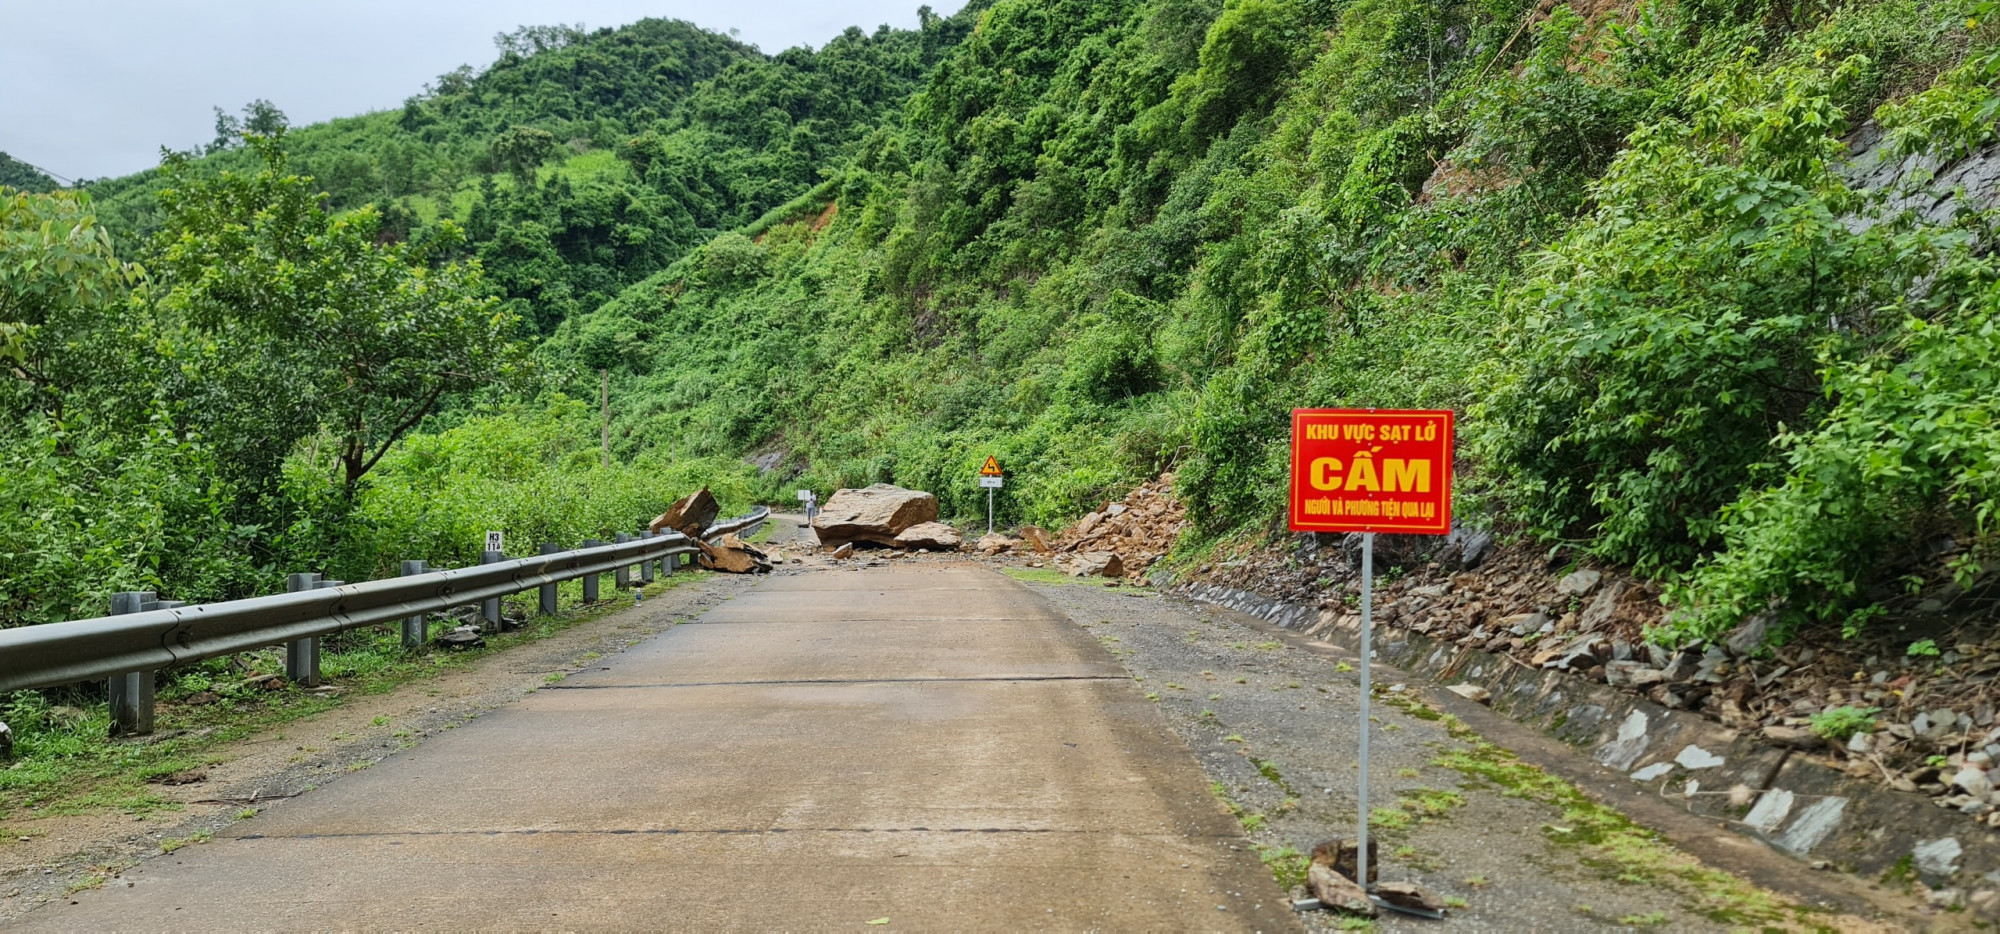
[0, 153, 56, 193]
[0, 11, 979, 628]
[7, 0, 2000, 651]
[86, 13, 971, 333]
[553, 0, 2000, 646]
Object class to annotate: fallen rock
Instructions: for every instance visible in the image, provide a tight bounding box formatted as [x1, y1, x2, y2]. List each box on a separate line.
[1373, 881, 1445, 913]
[1019, 525, 1055, 554]
[894, 521, 964, 551]
[1307, 864, 1376, 916]
[1064, 551, 1125, 578]
[436, 625, 485, 648]
[699, 534, 774, 574]
[1310, 838, 1379, 885]
[1761, 725, 1823, 750]
[1577, 583, 1624, 631]
[147, 768, 208, 786]
[977, 533, 1020, 556]
[830, 542, 854, 559]
[649, 486, 721, 537]
[812, 484, 939, 547]
[1446, 683, 1491, 705]
[1557, 569, 1603, 597]
[1958, 768, 1996, 800]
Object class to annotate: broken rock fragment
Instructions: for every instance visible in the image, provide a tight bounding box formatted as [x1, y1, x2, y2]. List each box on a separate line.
[1064, 551, 1125, 578]
[1373, 881, 1445, 913]
[976, 533, 1019, 556]
[436, 625, 485, 648]
[1446, 683, 1491, 705]
[649, 486, 721, 538]
[700, 534, 774, 574]
[893, 521, 963, 551]
[1310, 838, 1378, 885]
[1307, 863, 1375, 916]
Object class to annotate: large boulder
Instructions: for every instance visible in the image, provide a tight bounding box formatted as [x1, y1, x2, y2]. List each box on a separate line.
[812, 484, 938, 547]
[894, 521, 963, 551]
[650, 487, 721, 538]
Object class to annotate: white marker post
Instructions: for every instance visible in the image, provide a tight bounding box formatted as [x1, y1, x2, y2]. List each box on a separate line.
[980, 475, 1003, 533]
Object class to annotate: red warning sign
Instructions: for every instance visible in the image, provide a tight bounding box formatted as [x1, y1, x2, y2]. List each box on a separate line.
[1288, 409, 1453, 535]
[979, 455, 1004, 477]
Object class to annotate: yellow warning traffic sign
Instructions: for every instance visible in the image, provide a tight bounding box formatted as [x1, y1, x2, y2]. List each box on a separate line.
[980, 455, 1003, 477]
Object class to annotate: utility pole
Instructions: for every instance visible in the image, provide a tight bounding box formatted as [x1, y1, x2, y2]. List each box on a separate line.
[600, 368, 611, 469]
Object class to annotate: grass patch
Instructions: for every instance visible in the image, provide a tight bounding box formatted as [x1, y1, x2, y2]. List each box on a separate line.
[1254, 843, 1310, 889]
[1000, 567, 1084, 586]
[1431, 717, 1824, 929]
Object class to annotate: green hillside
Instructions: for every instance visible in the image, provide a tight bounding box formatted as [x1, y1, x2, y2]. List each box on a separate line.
[555, 0, 2000, 645]
[86, 14, 972, 333]
[0, 153, 57, 193]
[5, 0, 2000, 649]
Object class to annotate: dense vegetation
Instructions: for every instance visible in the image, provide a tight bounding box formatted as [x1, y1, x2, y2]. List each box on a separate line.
[8, 0, 2000, 651]
[0, 12, 973, 627]
[0, 152, 57, 193]
[553, 0, 2000, 647]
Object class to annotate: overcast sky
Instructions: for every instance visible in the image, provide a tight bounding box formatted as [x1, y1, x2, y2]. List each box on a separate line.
[0, 0, 963, 182]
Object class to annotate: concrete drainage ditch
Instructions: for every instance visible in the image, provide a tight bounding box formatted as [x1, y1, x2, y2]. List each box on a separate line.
[1174, 579, 2000, 918]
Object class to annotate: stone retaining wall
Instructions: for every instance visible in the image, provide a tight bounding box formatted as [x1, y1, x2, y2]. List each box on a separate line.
[1175, 580, 2000, 915]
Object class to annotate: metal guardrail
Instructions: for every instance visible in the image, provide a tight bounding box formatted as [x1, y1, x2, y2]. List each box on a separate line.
[0, 507, 769, 733]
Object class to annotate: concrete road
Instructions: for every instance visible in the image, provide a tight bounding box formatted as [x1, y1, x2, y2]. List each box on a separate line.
[21, 562, 1296, 930]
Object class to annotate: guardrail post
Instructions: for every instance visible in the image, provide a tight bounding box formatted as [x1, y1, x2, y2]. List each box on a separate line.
[400, 560, 428, 647]
[639, 531, 656, 584]
[481, 549, 504, 632]
[614, 533, 633, 590]
[107, 591, 156, 736]
[582, 540, 602, 602]
[539, 543, 559, 615]
[285, 573, 322, 687]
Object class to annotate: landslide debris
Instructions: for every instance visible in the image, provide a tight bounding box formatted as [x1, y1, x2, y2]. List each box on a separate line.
[1183, 522, 2000, 839]
[1048, 473, 1186, 581]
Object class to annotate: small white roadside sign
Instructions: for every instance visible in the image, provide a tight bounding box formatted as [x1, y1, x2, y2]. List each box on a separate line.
[979, 476, 1003, 489]
[484, 530, 503, 554]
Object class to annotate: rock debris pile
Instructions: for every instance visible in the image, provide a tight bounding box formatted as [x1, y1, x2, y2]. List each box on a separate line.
[1187, 521, 2000, 835]
[1048, 473, 1186, 581]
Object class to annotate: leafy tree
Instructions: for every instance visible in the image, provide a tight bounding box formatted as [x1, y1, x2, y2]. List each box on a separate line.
[209, 99, 290, 153]
[0, 187, 142, 414]
[489, 125, 558, 186]
[146, 134, 524, 496]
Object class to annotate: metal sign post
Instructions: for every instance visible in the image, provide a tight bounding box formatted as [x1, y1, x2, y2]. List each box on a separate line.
[979, 457, 1005, 535]
[979, 475, 1003, 532]
[1357, 530, 1374, 886]
[1285, 408, 1453, 897]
